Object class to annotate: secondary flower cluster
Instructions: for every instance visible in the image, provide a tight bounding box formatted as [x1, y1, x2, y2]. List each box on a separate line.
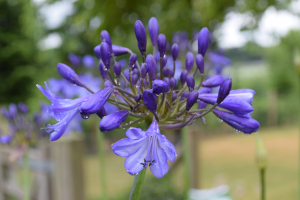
[37, 17, 260, 178]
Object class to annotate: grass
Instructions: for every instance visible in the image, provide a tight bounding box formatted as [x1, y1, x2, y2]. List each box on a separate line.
[84, 125, 298, 200]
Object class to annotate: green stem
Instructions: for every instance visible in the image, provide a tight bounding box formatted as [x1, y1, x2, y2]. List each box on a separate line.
[97, 130, 108, 200]
[23, 148, 30, 200]
[260, 168, 265, 200]
[129, 169, 147, 200]
[182, 126, 190, 198]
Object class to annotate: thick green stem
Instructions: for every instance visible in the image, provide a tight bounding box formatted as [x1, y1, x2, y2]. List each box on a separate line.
[182, 126, 190, 198]
[97, 130, 108, 200]
[23, 148, 30, 200]
[129, 169, 147, 200]
[260, 168, 265, 200]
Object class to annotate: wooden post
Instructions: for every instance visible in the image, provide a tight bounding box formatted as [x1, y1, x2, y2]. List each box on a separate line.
[51, 134, 85, 200]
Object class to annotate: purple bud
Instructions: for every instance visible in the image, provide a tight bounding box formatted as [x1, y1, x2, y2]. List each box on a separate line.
[198, 27, 209, 56]
[0, 135, 13, 144]
[181, 91, 190, 100]
[202, 75, 224, 88]
[97, 107, 107, 119]
[94, 45, 101, 59]
[171, 43, 179, 61]
[99, 60, 107, 80]
[134, 94, 142, 102]
[185, 52, 194, 73]
[196, 54, 204, 74]
[134, 20, 147, 54]
[143, 89, 157, 113]
[186, 75, 195, 92]
[162, 55, 167, 67]
[100, 42, 111, 70]
[169, 77, 177, 90]
[57, 63, 84, 87]
[172, 91, 177, 101]
[141, 63, 148, 78]
[133, 68, 139, 75]
[213, 109, 260, 134]
[18, 102, 28, 114]
[112, 45, 130, 56]
[163, 77, 170, 84]
[157, 34, 167, 57]
[1, 107, 11, 119]
[143, 79, 149, 87]
[9, 104, 17, 117]
[129, 53, 137, 67]
[186, 91, 198, 111]
[153, 80, 169, 95]
[104, 80, 113, 88]
[132, 74, 139, 85]
[146, 54, 156, 80]
[180, 70, 189, 86]
[198, 87, 212, 95]
[148, 17, 159, 47]
[217, 78, 232, 104]
[83, 55, 95, 68]
[68, 53, 81, 66]
[114, 62, 122, 78]
[156, 73, 160, 80]
[99, 110, 129, 132]
[80, 87, 113, 115]
[163, 67, 171, 77]
[100, 30, 113, 53]
[123, 69, 130, 82]
[198, 100, 207, 109]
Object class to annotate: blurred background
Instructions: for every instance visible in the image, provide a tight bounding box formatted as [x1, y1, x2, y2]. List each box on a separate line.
[0, 0, 299, 199]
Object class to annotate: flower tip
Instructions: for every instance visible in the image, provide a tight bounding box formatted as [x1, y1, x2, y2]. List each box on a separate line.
[134, 20, 147, 54]
[57, 63, 84, 87]
[157, 34, 167, 57]
[198, 27, 210, 56]
[171, 43, 179, 61]
[148, 17, 159, 47]
[217, 78, 232, 104]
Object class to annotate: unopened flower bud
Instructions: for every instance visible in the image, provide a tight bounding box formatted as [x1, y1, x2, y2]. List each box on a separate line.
[153, 80, 169, 95]
[134, 94, 142, 102]
[99, 60, 107, 80]
[180, 70, 189, 86]
[114, 62, 121, 78]
[181, 91, 190, 100]
[146, 54, 156, 80]
[198, 27, 209, 56]
[198, 100, 207, 109]
[100, 42, 111, 70]
[134, 20, 147, 55]
[100, 30, 113, 53]
[141, 63, 148, 78]
[162, 55, 167, 67]
[172, 91, 177, 101]
[217, 78, 232, 104]
[143, 89, 157, 113]
[96, 107, 107, 119]
[112, 45, 130, 56]
[186, 91, 198, 111]
[163, 77, 170, 84]
[99, 110, 129, 132]
[163, 67, 171, 77]
[185, 52, 194, 73]
[171, 43, 179, 61]
[148, 17, 159, 47]
[202, 75, 224, 88]
[83, 55, 94, 68]
[186, 75, 195, 92]
[169, 77, 177, 90]
[198, 87, 212, 95]
[104, 80, 113, 88]
[196, 54, 204, 74]
[129, 53, 137, 67]
[68, 53, 81, 66]
[158, 34, 167, 57]
[132, 74, 139, 85]
[18, 102, 28, 114]
[57, 63, 84, 87]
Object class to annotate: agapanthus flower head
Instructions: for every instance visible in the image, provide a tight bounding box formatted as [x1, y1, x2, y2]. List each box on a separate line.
[100, 30, 113, 53]
[185, 52, 194, 73]
[100, 41, 111, 70]
[195, 54, 204, 74]
[57, 63, 85, 87]
[148, 17, 159, 47]
[134, 20, 147, 55]
[99, 110, 129, 132]
[112, 120, 176, 178]
[171, 43, 179, 61]
[198, 27, 209, 56]
[202, 75, 224, 88]
[83, 55, 95, 68]
[157, 34, 167, 57]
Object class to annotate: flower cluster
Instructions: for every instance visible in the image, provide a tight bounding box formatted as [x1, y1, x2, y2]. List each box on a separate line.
[38, 17, 260, 178]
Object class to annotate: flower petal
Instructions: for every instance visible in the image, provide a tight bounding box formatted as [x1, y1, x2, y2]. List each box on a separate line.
[112, 137, 146, 157]
[124, 139, 149, 174]
[158, 135, 177, 162]
[126, 127, 146, 139]
[150, 146, 168, 178]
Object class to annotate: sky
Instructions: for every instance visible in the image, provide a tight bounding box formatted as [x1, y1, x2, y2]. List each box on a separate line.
[33, 0, 300, 50]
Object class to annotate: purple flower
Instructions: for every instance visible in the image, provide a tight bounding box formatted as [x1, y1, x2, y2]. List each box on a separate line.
[186, 75, 195, 92]
[171, 43, 179, 61]
[217, 78, 232, 104]
[146, 54, 156, 80]
[202, 75, 223, 88]
[99, 110, 129, 132]
[9, 103, 17, 118]
[68, 53, 81, 66]
[186, 91, 198, 111]
[185, 52, 194, 73]
[114, 62, 122, 78]
[153, 80, 169, 95]
[157, 34, 167, 57]
[180, 70, 189, 86]
[148, 17, 159, 47]
[99, 60, 107, 80]
[0, 134, 13, 144]
[112, 120, 176, 178]
[83, 55, 95, 68]
[198, 89, 254, 116]
[134, 20, 147, 55]
[209, 52, 231, 66]
[112, 45, 130, 56]
[1, 107, 11, 119]
[213, 109, 260, 134]
[100, 42, 111, 70]
[198, 87, 212, 95]
[18, 102, 28, 114]
[57, 63, 85, 87]
[198, 27, 209, 56]
[195, 54, 204, 74]
[143, 89, 157, 113]
[129, 53, 137, 67]
[169, 78, 177, 90]
[141, 63, 148, 78]
[100, 30, 113, 53]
